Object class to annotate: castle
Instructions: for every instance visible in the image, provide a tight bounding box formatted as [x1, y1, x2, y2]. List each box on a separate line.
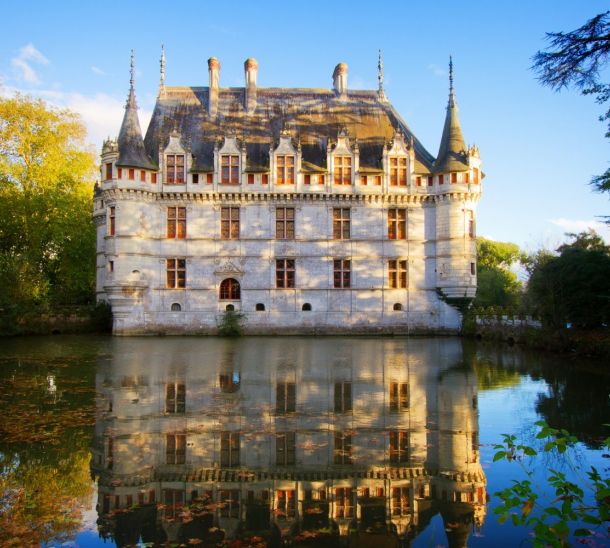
[93, 50, 482, 335]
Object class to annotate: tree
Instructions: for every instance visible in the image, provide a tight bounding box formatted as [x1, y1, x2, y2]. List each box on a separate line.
[474, 237, 525, 309]
[532, 11, 610, 194]
[527, 231, 610, 328]
[0, 94, 96, 311]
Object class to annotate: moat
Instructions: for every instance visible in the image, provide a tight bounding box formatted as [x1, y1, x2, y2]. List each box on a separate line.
[0, 336, 607, 547]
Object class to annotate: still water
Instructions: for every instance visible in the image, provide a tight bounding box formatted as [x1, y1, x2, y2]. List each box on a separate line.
[0, 336, 607, 547]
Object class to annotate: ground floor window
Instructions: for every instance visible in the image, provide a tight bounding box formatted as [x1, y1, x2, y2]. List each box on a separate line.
[220, 278, 240, 300]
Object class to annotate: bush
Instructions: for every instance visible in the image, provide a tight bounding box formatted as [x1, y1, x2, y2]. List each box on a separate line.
[218, 310, 245, 336]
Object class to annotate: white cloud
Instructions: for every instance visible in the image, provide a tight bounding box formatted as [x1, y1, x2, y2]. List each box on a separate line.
[91, 66, 106, 76]
[427, 63, 446, 78]
[11, 43, 49, 84]
[547, 218, 610, 242]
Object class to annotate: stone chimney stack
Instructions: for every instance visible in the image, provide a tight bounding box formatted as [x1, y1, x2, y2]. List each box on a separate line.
[333, 62, 348, 99]
[208, 57, 220, 117]
[244, 57, 258, 113]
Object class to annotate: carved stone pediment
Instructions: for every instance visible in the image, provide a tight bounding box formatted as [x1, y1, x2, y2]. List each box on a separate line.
[214, 260, 244, 275]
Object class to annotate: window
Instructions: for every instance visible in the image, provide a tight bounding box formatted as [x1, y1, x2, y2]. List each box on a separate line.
[108, 260, 114, 273]
[438, 174, 444, 185]
[334, 382, 352, 412]
[390, 157, 407, 186]
[220, 490, 240, 518]
[302, 303, 312, 311]
[221, 207, 240, 239]
[276, 155, 295, 184]
[262, 173, 269, 185]
[416, 176, 422, 187]
[170, 302, 181, 311]
[427, 175, 433, 186]
[390, 382, 409, 411]
[117, 167, 123, 179]
[451, 172, 457, 183]
[276, 207, 295, 239]
[109, 206, 115, 236]
[375, 175, 381, 186]
[255, 303, 265, 311]
[166, 259, 186, 288]
[471, 262, 476, 276]
[473, 168, 479, 184]
[335, 488, 353, 518]
[334, 432, 352, 465]
[389, 431, 409, 463]
[464, 172, 470, 183]
[304, 174, 311, 184]
[334, 156, 352, 185]
[165, 383, 185, 413]
[166, 433, 186, 464]
[468, 211, 475, 238]
[360, 175, 367, 186]
[472, 431, 479, 462]
[391, 487, 410, 515]
[221, 155, 239, 184]
[105, 163, 112, 180]
[226, 304, 235, 311]
[220, 278, 240, 300]
[276, 259, 295, 288]
[166, 154, 185, 184]
[388, 209, 406, 240]
[276, 490, 296, 518]
[276, 382, 296, 414]
[140, 170, 146, 182]
[317, 174, 325, 185]
[333, 259, 351, 288]
[167, 207, 186, 239]
[219, 372, 241, 393]
[393, 303, 403, 311]
[128, 168, 135, 180]
[151, 172, 157, 184]
[388, 260, 407, 289]
[276, 432, 296, 466]
[247, 173, 254, 184]
[220, 432, 240, 467]
[206, 173, 213, 184]
[192, 173, 199, 184]
[333, 208, 350, 239]
[163, 489, 185, 519]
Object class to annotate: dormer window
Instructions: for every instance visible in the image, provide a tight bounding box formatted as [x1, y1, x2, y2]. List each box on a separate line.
[166, 154, 185, 184]
[221, 155, 239, 184]
[334, 156, 352, 185]
[276, 155, 295, 184]
[390, 157, 407, 186]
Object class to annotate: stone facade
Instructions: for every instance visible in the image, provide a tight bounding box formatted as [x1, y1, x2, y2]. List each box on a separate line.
[93, 52, 483, 335]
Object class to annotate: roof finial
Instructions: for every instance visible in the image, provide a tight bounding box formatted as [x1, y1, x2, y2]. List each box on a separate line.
[377, 49, 387, 102]
[159, 44, 166, 96]
[130, 49, 135, 90]
[448, 55, 455, 106]
[126, 49, 137, 109]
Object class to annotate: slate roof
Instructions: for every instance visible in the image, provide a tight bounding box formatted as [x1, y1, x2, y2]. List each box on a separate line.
[116, 88, 157, 170]
[433, 91, 469, 173]
[143, 87, 438, 174]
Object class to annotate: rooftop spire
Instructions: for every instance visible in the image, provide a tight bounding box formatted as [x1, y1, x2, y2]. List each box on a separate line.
[117, 49, 155, 170]
[377, 49, 387, 102]
[159, 44, 166, 97]
[434, 56, 468, 173]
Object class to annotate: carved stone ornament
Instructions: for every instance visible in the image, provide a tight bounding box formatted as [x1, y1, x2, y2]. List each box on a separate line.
[214, 260, 244, 275]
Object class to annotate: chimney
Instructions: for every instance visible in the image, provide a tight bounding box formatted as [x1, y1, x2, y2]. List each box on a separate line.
[333, 62, 348, 99]
[244, 58, 258, 113]
[208, 57, 220, 117]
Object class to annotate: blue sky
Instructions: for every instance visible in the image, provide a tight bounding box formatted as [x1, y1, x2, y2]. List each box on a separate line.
[2, 0, 609, 250]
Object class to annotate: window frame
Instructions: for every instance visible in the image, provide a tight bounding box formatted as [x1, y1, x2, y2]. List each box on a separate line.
[333, 259, 351, 289]
[276, 207, 295, 240]
[167, 207, 187, 239]
[165, 154, 185, 184]
[165, 383, 186, 414]
[221, 206, 240, 239]
[220, 432, 240, 468]
[166, 258, 186, 289]
[166, 433, 186, 465]
[388, 259, 408, 289]
[333, 208, 351, 240]
[276, 432, 296, 466]
[109, 206, 115, 236]
[334, 156, 352, 185]
[276, 155, 295, 185]
[388, 209, 406, 240]
[276, 382, 296, 414]
[219, 278, 241, 300]
[389, 157, 407, 186]
[221, 154, 240, 185]
[276, 258, 296, 289]
[334, 432, 353, 465]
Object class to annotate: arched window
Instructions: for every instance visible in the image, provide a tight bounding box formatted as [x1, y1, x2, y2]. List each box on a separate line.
[393, 303, 403, 311]
[302, 303, 312, 311]
[255, 303, 265, 311]
[226, 304, 235, 312]
[171, 303, 182, 312]
[220, 278, 240, 300]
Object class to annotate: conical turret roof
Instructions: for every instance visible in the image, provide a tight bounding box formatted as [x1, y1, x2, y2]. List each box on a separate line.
[434, 58, 468, 173]
[116, 51, 156, 170]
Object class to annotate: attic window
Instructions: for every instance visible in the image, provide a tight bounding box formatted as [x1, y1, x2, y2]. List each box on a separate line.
[166, 154, 185, 184]
[464, 172, 470, 183]
[427, 176, 433, 186]
[473, 168, 479, 184]
[151, 173, 157, 184]
[140, 170, 146, 182]
[276, 155, 295, 185]
[304, 174, 310, 185]
[360, 175, 367, 186]
[192, 173, 199, 184]
[221, 155, 239, 184]
[262, 174, 269, 185]
[451, 173, 457, 184]
[416, 176, 422, 187]
[334, 156, 352, 185]
[390, 157, 407, 186]
[128, 169, 135, 180]
[206, 173, 213, 184]
[317, 174, 324, 185]
[375, 175, 381, 186]
[247, 174, 254, 184]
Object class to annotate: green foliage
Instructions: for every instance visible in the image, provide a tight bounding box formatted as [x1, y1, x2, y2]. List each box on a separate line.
[89, 301, 113, 333]
[474, 237, 525, 309]
[0, 94, 97, 312]
[218, 309, 245, 336]
[526, 231, 610, 328]
[493, 421, 610, 546]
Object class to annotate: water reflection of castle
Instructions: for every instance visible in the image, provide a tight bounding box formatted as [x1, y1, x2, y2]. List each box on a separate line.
[91, 338, 486, 546]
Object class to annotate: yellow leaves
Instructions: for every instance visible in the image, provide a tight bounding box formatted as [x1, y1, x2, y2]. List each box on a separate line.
[522, 499, 534, 517]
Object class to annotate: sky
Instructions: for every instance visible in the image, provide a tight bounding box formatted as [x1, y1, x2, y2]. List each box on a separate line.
[1, 0, 609, 251]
